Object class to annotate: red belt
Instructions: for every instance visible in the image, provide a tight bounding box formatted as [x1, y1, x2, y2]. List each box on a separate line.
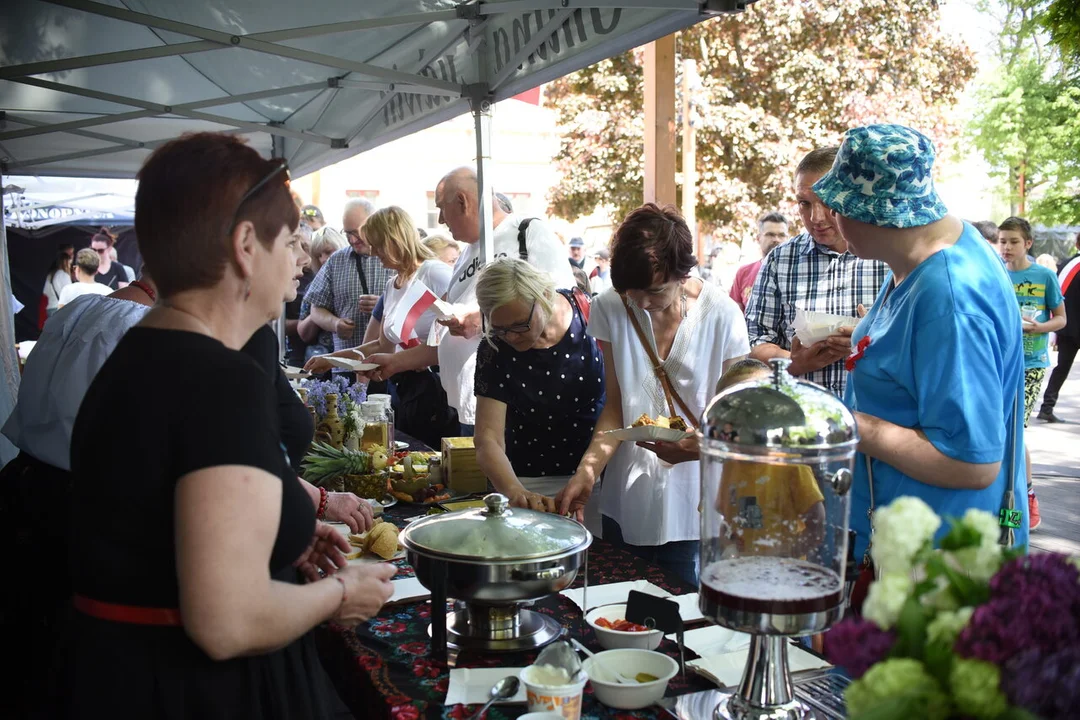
[74, 594, 182, 626]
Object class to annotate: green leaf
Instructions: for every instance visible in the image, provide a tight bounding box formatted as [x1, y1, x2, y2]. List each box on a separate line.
[923, 638, 954, 680]
[939, 520, 982, 551]
[890, 597, 929, 659]
[941, 562, 991, 607]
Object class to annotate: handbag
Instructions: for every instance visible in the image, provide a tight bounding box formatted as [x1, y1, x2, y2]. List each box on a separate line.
[850, 390, 1023, 613]
[621, 295, 697, 429]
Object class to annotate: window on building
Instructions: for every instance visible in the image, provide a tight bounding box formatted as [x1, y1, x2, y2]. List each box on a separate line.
[426, 191, 439, 229]
[346, 189, 379, 203]
[502, 192, 531, 215]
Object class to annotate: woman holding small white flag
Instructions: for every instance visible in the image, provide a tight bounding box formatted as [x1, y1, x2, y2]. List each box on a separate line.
[305, 206, 458, 446]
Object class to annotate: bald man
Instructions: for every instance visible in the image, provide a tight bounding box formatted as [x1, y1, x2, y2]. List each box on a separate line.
[363, 167, 574, 433]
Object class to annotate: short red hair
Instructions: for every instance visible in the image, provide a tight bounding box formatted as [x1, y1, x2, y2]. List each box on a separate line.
[135, 133, 298, 298]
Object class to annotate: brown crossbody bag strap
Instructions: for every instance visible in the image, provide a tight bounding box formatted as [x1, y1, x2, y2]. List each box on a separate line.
[621, 296, 697, 428]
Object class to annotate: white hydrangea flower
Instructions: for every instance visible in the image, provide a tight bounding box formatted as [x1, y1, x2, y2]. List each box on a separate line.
[863, 571, 914, 630]
[959, 508, 1001, 547]
[926, 607, 974, 647]
[871, 497, 941, 575]
[945, 508, 1006, 582]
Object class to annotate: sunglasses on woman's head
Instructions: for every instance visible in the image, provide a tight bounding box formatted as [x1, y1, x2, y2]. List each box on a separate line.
[227, 160, 291, 234]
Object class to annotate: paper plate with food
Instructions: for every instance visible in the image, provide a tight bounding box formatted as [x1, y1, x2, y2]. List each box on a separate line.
[602, 413, 694, 442]
[345, 520, 406, 563]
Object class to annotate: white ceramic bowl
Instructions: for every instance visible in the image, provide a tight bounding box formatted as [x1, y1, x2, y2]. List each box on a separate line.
[585, 603, 664, 651]
[581, 649, 679, 710]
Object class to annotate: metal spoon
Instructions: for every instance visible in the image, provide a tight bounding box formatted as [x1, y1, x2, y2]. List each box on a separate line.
[470, 676, 519, 720]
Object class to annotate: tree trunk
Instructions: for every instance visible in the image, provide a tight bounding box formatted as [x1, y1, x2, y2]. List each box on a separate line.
[1019, 158, 1027, 216]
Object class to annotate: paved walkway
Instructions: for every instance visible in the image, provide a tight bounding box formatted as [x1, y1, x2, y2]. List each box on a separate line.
[1027, 348, 1080, 555]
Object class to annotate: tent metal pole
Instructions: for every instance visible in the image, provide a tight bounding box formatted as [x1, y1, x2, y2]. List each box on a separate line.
[471, 90, 495, 265]
[272, 137, 288, 364]
[0, 164, 22, 466]
[0, 80, 332, 143]
[4, 78, 338, 146]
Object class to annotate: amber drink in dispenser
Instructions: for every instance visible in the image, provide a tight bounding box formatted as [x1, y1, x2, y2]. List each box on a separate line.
[698, 358, 858, 720]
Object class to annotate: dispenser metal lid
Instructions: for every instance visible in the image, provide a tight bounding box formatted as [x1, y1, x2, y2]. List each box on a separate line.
[700, 358, 858, 453]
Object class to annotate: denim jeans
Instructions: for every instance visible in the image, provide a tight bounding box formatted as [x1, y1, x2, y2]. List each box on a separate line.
[458, 423, 475, 437]
[602, 515, 700, 588]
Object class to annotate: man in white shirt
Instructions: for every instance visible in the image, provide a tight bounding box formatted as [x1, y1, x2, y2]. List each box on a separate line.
[57, 249, 112, 308]
[364, 167, 574, 433]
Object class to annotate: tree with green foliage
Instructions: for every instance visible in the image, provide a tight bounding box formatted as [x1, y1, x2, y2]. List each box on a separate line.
[545, 0, 976, 236]
[1042, 0, 1080, 75]
[968, 0, 1080, 223]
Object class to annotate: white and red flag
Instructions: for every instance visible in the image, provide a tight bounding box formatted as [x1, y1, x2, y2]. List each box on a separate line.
[386, 281, 438, 349]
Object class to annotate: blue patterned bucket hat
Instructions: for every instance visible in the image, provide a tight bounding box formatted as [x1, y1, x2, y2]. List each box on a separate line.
[812, 124, 948, 229]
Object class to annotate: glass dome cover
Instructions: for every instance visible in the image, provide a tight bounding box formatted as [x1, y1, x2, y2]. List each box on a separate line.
[701, 358, 858, 454]
[401, 493, 591, 562]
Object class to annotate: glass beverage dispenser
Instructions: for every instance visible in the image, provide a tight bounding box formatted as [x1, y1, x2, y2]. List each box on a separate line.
[699, 359, 858, 720]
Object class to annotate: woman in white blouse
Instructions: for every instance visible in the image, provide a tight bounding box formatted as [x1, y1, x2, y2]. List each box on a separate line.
[304, 206, 456, 445]
[556, 204, 748, 585]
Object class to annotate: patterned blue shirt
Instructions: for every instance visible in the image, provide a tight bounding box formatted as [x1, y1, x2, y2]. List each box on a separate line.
[744, 232, 889, 398]
[303, 247, 392, 352]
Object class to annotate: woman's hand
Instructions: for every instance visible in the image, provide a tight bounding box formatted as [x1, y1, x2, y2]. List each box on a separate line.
[324, 493, 374, 533]
[303, 349, 363, 375]
[332, 563, 396, 626]
[294, 522, 351, 583]
[366, 353, 399, 382]
[556, 473, 594, 522]
[1022, 319, 1042, 334]
[509, 489, 557, 513]
[637, 433, 700, 465]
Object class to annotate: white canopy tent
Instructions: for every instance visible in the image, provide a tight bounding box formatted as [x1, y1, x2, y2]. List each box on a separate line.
[4, 175, 136, 229]
[0, 0, 758, 464]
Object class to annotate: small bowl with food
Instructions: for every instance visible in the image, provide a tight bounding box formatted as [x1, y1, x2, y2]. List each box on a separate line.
[585, 603, 664, 651]
[581, 648, 678, 710]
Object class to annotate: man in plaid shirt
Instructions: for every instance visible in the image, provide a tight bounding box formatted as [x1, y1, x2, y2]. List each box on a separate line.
[303, 198, 392, 363]
[746, 147, 889, 397]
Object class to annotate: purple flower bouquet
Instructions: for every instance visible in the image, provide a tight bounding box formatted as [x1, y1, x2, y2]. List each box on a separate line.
[824, 496, 1080, 720]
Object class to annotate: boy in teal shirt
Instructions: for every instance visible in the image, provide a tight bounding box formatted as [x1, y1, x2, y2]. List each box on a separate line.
[999, 216, 1067, 530]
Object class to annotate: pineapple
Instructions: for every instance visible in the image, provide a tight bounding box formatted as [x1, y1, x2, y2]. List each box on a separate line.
[301, 442, 372, 487]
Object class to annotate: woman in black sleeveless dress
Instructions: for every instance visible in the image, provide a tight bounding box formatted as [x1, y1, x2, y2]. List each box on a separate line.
[68, 133, 394, 719]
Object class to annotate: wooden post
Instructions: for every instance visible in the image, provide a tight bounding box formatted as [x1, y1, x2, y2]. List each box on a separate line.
[644, 35, 677, 207]
[681, 58, 700, 259]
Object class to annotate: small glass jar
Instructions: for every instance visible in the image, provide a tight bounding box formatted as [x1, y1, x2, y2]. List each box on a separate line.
[367, 393, 396, 449]
[359, 400, 390, 451]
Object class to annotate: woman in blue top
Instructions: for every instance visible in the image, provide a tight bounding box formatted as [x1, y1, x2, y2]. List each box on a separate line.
[473, 258, 605, 512]
[812, 124, 1028, 562]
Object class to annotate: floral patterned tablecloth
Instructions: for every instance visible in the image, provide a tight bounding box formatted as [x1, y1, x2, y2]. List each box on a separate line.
[316, 502, 717, 720]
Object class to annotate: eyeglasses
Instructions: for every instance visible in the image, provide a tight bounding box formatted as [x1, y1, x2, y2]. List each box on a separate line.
[226, 160, 290, 234]
[483, 303, 536, 339]
[344, 229, 363, 243]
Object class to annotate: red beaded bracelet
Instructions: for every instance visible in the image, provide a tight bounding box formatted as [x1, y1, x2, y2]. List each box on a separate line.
[317, 487, 329, 519]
